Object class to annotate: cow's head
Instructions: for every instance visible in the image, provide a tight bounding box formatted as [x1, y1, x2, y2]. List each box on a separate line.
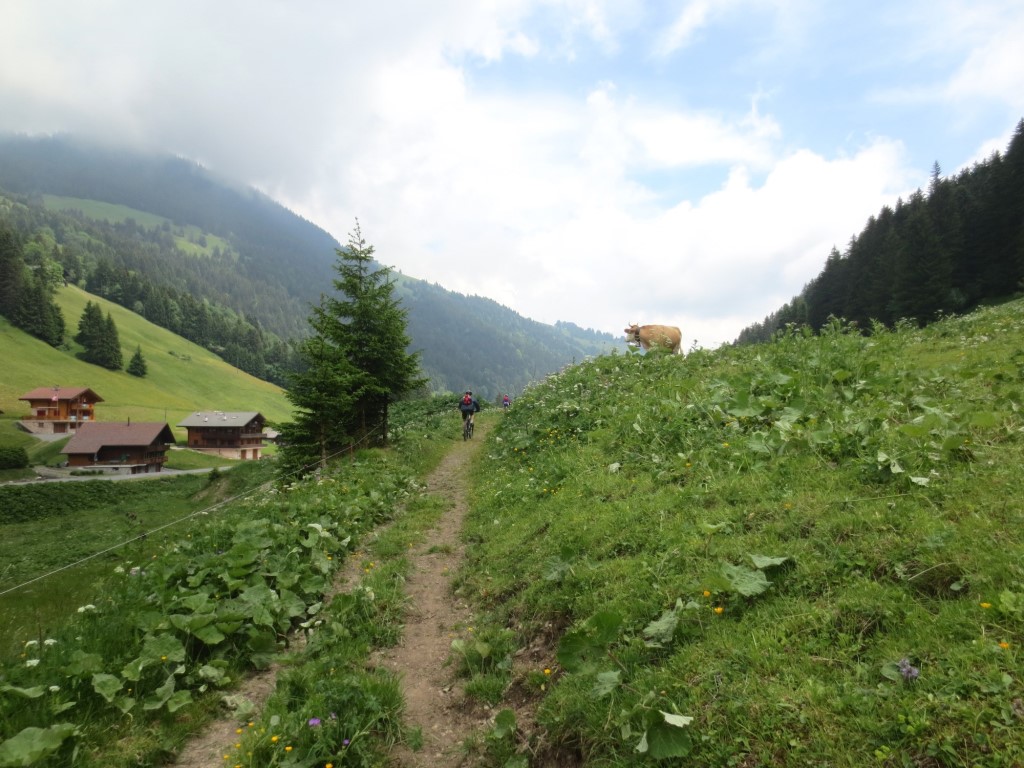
[624, 323, 640, 344]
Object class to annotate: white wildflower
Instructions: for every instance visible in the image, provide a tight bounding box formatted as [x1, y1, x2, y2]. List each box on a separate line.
[25, 659, 40, 667]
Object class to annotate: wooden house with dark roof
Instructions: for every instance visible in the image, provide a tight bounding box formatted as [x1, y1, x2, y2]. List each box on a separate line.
[18, 386, 103, 435]
[177, 411, 266, 460]
[62, 422, 176, 474]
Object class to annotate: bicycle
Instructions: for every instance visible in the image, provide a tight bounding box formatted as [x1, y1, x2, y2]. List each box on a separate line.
[463, 414, 474, 440]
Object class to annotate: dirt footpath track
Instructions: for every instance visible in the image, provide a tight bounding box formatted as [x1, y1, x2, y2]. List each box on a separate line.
[378, 421, 491, 768]
[173, 422, 490, 768]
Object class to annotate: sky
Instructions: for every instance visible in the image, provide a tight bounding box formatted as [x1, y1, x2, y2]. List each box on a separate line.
[1, 1, 1023, 348]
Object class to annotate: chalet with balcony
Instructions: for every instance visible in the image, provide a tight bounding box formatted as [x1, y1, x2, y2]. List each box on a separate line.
[178, 411, 266, 460]
[18, 386, 103, 435]
[62, 422, 176, 474]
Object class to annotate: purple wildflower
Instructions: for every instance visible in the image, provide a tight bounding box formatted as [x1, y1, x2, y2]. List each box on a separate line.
[898, 658, 919, 681]
[308, 717, 321, 727]
[342, 739, 350, 747]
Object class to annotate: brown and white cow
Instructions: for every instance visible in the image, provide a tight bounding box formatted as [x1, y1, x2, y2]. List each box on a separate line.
[624, 323, 682, 354]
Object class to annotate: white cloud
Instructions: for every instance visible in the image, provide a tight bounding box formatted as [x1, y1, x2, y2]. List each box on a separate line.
[0, 0, 1016, 352]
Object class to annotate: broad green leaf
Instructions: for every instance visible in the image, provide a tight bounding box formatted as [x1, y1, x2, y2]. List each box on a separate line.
[492, 709, 516, 739]
[165, 690, 192, 713]
[0, 724, 76, 767]
[909, 476, 930, 486]
[749, 554, 789, 569]
[64, 651, 103, 677]
[91, 674, 122, 703]
[661, 711, 694, 728]
[720, 562, 771, 596]
[645, 717, 694, 759]
[141, 633, 186, 665]
[592, 670, 621, 698]
[192, 624, 227, 645]
[643, 605, 679, 647]
[143, 675, 176, 711]
[0, 685, 44, 699]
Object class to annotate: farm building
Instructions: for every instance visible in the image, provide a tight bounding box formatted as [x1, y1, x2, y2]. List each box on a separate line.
[18, 386, 103, 435]
[177, 411, 266, 460]
[62, 422, 176, 474]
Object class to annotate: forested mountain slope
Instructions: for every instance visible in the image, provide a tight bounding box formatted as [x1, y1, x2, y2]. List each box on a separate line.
[738, 117, 1024, 343]
[0, 135, 618, 400]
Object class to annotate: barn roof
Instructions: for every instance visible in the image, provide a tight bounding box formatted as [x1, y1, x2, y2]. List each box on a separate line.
[177, 411, 263, 428]
[63, 422, 176, 455]
[19, 386, 104, 402]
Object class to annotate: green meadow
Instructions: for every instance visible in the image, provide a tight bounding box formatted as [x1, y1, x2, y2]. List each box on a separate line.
[41, 195, 232, 256]
[1, 299, 1023, 767]
[0, 284, 291, 439]
[455, 301, 1024, 766]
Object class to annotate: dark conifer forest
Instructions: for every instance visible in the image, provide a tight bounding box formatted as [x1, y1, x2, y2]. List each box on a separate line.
[737, 119, 1024, 343]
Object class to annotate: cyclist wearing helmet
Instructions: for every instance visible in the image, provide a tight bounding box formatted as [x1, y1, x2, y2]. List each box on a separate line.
[459, 390, 481, 428]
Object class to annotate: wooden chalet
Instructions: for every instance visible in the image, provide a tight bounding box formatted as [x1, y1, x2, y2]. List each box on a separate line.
[62, 422, 176, 474]
[18, 386, 104, 435]
[177, 411, 266, 460]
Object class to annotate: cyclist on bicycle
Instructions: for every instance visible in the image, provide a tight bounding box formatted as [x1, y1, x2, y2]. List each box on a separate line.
[459, 390, 480, 431]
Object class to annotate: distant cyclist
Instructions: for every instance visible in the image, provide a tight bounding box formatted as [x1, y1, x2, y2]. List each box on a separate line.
[459, 390, 481, 436]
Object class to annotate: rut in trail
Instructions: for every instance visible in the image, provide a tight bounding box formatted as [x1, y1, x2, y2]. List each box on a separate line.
[172, 422, 492, 768]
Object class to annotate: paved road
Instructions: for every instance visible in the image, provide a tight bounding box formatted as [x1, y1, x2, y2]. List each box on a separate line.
[2, 466, 225, 485]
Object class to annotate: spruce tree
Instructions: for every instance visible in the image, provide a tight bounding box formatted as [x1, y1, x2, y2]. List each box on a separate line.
[127, 345, 147, 377]
[280, 298, 364, 475]
[75, 301, 105, 354]
[280, 223, 424, 477]
[326, 222, 425, 443]
[100, 312, 124, 370]
[75, 302, 122, 369]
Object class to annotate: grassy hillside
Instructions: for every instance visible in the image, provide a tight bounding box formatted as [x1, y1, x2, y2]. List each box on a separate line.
[458, 299, 1024, 766]
[42, 194, 233, 256]
[0, 284, 292, 438]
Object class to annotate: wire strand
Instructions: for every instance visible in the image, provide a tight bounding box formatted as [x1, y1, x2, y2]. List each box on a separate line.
[0, 425, 385, 598]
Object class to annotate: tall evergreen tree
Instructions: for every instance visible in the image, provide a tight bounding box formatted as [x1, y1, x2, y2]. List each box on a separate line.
[14, 272, 65, 346]
[280, 223, 424, 477]
[279, 298, 363, 475]
[75, 301, 122, 368]
[326, 222, 426, 443]
[100, 312, 124, 370]
[75, 300, 105, 354]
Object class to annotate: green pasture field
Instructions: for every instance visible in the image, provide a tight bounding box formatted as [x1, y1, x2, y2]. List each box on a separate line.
[0, 285, 292, 440]
[452, 301, 1024, 766]
[41, 195, 232, 256]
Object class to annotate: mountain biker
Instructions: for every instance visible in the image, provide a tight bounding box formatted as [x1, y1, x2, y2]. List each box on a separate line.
[459, 390, 480, 430]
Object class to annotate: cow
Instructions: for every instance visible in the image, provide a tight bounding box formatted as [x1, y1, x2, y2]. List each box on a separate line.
[624, 323, 682, 354]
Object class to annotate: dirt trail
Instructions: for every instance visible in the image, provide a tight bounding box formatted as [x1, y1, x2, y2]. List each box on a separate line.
[378, 422, 490, 767]
[172, 423, 491, 768]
